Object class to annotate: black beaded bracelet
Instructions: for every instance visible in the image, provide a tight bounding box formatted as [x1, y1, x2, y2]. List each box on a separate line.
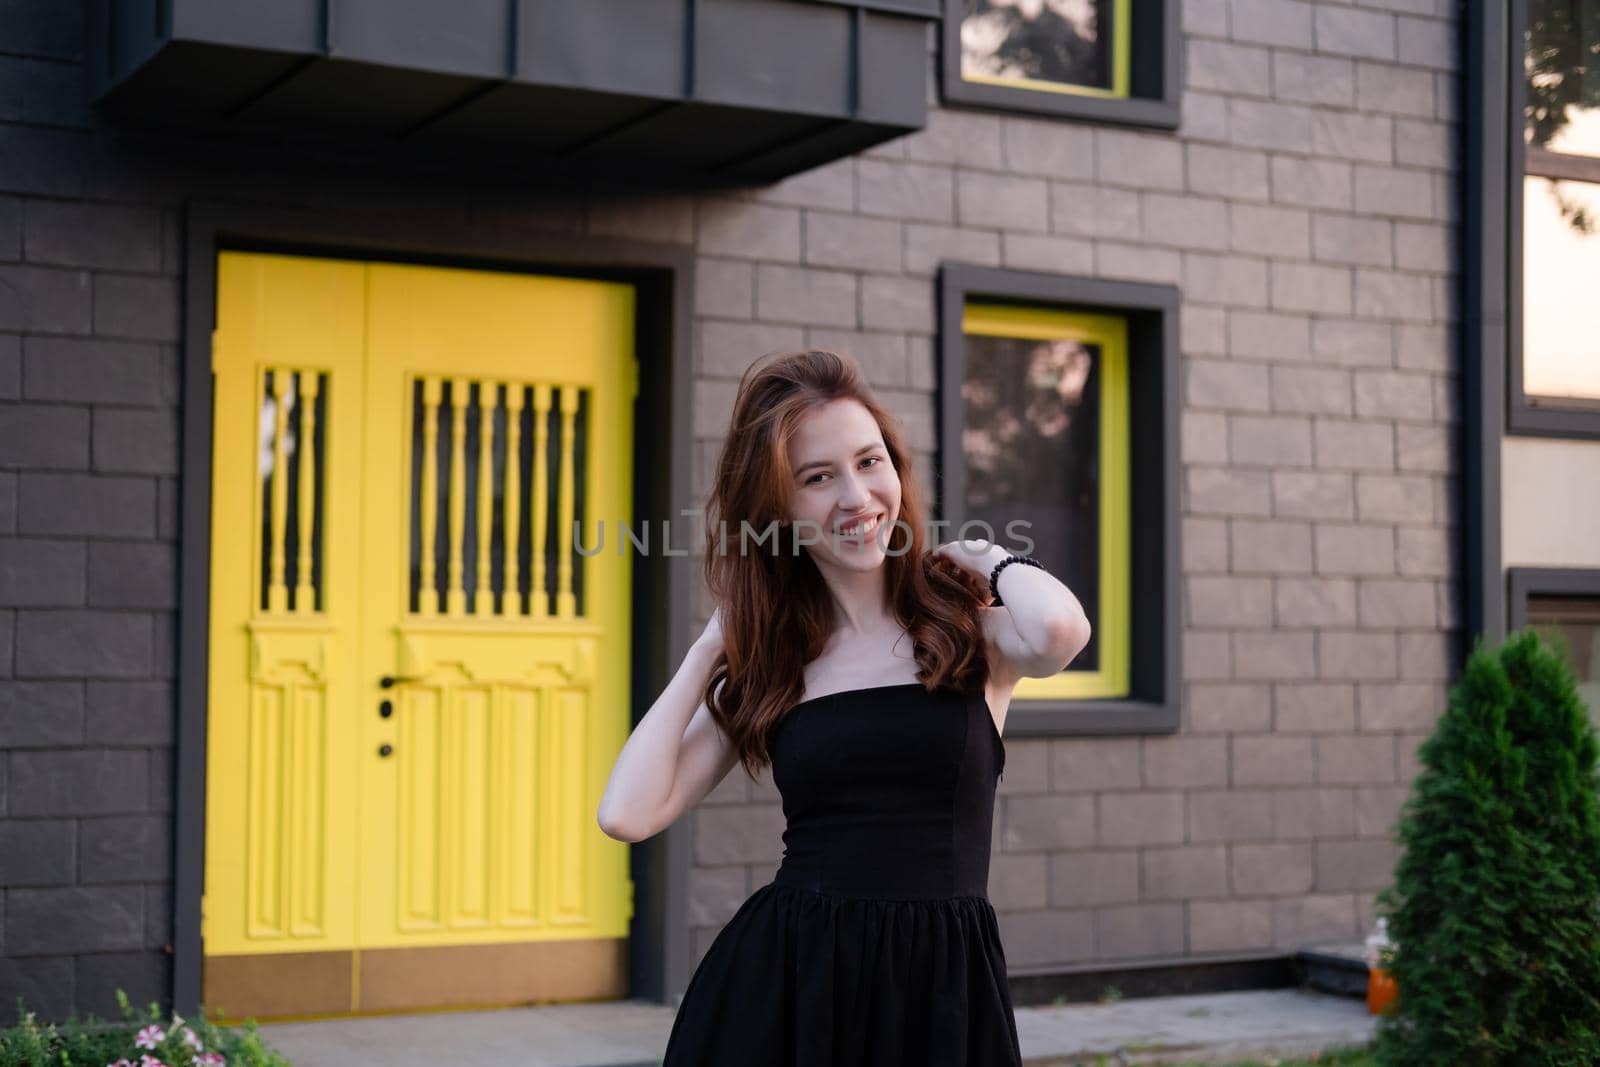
[988, 554, 1045, 607]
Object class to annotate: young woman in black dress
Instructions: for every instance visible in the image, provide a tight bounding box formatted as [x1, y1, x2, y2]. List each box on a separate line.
[597, 349, 1091, 1066]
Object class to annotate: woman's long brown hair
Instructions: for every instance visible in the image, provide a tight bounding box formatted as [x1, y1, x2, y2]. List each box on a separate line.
[701, 349, 992, 778]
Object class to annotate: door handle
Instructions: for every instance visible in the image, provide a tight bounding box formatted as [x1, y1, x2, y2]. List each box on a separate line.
[378, 673, 425, 688]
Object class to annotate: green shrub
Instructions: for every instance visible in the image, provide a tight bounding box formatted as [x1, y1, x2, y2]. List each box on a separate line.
[1374, 628, 1600, 1064]
[0, 989, 290, 1067]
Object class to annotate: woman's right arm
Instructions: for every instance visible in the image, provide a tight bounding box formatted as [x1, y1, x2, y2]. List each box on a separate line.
[595, 613, 741, 843]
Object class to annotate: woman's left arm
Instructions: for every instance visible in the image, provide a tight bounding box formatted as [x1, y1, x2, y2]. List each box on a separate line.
[934, 540, 1092, 676]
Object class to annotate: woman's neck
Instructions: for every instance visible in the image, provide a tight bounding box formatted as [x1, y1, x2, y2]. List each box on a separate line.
[825, 559, 889, 633]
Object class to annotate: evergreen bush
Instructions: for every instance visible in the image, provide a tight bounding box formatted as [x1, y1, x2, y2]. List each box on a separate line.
[1374, 628, 1600, 1065]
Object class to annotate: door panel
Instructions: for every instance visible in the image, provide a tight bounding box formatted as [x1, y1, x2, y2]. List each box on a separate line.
[358, 263, 635, 949]
[206, 254, 366, 963]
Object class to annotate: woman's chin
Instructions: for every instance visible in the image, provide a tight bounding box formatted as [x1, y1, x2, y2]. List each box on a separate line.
[806, 545, 869, 571]
[836, 543, 889, 568]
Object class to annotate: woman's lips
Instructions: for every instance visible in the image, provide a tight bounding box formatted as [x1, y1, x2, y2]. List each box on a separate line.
[836, 512, 882, 540]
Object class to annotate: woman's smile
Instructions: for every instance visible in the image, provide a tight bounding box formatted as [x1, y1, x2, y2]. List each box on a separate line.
[836, 512, 882, 541]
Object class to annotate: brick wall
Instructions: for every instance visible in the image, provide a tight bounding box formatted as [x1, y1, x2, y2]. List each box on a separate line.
[0, 0, 184, 1018]
[0, 0, 1462, 1018]
[684, 0, 1463, 971]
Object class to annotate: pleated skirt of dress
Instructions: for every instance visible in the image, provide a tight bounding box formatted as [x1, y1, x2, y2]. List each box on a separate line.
[659, 880, 1024, 1067]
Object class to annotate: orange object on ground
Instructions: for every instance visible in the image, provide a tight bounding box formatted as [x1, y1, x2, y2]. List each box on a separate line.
[1367, 967, 1399, 1015]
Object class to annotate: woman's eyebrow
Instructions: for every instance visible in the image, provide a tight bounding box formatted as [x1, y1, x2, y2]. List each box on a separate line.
[793, 442, 882, 478]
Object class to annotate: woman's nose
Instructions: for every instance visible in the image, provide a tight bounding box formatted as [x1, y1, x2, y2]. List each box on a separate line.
[836, 472, 870, 508]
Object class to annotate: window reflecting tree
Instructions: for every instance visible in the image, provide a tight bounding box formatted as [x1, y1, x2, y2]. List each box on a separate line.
[1524, 2, 1600, 403]
[960, 0, 1111, 92]
[963, 333, 1101, 671]
[1526, 0, 1600, 233]
[1526, 0, 1600, 154]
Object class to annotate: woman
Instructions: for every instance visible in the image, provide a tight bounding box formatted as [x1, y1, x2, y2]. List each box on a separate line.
[597, 349, 1091, 1065]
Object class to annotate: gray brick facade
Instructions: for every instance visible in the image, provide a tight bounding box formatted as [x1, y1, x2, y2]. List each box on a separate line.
[683, 0, 1462, 972]
[0, 0, 1462, 1021]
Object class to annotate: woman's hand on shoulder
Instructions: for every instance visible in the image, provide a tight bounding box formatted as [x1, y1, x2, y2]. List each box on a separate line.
[939, 539, 1088, 679]
[931, 539, 1009, 595]
[929, 538, 1063, 689]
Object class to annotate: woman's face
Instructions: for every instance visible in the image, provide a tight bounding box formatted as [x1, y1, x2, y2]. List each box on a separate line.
[785, 398, 902, 573]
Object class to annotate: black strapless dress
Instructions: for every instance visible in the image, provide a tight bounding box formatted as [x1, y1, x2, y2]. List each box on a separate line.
[660, 681, 1023, 1067]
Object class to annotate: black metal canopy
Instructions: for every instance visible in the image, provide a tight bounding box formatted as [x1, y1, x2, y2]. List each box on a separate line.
[91, 0, 939, 186]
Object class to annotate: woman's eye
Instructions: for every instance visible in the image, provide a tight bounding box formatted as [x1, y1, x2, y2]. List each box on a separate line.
[862, 456, 880, 469]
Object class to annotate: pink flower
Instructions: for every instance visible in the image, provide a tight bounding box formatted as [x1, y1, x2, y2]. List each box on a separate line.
[134, 1025, 165, 1050]
[139, 1057, 166, 1067]
[196, 1054, 226, 1066]
[179, 1028, 204, 1053]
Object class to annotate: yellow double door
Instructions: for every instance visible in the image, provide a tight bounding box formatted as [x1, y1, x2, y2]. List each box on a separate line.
[203, 251, 636, 1021]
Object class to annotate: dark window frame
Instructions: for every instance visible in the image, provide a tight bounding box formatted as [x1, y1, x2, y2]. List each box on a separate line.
[1508, 566, 1600, 631]
[1508, 568, 1600, 731]
[1508, 0, 1600, 439]
[937, 263, 1181, 736]
[938, 0, 1180, 129]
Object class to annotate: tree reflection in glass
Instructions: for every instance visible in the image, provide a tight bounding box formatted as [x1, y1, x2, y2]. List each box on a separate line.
[1525, 0, 1600, 158]
[963, 334, 1100, 672]
[960, 0, 1111, 93]
[1523, 2, 1600, 404]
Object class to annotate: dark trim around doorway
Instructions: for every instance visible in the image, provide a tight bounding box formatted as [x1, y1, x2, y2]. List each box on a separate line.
[175, 202, 698, 1015]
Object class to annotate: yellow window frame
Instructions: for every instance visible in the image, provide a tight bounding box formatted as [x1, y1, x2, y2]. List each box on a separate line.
[962, 301, 1131, 701]
[958, 0, 1132, 101]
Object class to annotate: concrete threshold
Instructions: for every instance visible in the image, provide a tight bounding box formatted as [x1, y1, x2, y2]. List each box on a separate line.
[258, 987, 1377, 1067]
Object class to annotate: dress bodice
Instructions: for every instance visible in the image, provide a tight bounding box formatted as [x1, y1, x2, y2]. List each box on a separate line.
[768, 682, 1006, 901]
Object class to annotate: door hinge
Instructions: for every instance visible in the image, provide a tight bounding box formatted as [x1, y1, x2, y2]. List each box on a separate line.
[625, 878, 635, 921]
[629, 360, 639, 399]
